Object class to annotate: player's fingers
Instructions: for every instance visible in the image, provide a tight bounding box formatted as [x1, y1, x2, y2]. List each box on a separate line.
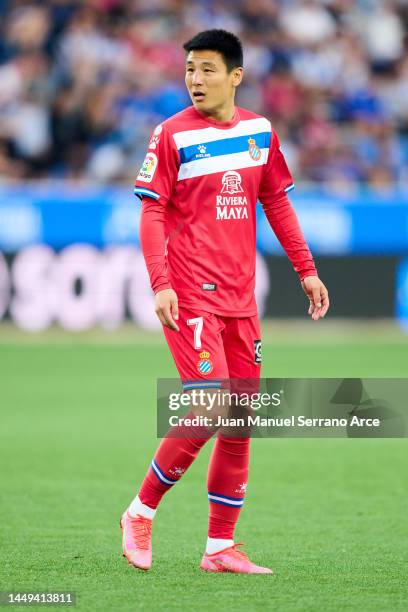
[162, 305, 180, 331]
[310, 297, 322, 321]
[312, 287, 322, 310]
[313, 300, 329, 321]
[155, 304, 171, 328]
[312, 303, 324, 320]
[155, 309, 168, 328]
[313, 306, 325, 320]
[319, 306, 328, 318]
[309, 295, 320, 318]
[320, 291, 330, 317]
[171, 297, 179, 321]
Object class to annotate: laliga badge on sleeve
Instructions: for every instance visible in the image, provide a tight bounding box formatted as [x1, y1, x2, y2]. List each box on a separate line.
[137, 152, 158, 183]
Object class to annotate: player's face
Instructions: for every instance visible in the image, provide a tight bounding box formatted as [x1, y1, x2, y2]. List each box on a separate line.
[185, 50, 243, 118]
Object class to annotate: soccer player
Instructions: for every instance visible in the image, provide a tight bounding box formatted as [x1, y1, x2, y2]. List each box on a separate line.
[122, 29, 329, 574]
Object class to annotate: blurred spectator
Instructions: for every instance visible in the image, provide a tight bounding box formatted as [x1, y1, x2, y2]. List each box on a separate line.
[362, 2, 405, 73]
[0, 0, 406, 187]
[279, 0, 337, 46]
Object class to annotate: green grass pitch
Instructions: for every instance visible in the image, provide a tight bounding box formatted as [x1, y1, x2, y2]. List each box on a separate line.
[1, 323, 407, 611]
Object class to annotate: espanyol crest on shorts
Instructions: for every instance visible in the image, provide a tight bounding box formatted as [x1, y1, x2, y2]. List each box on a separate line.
[248, 137, 261, 161]
[197, 351, 213, 375]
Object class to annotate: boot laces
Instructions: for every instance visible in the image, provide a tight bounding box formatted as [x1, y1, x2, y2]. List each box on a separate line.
[130, 516, 152, 550]
[227, 542, 248, 560]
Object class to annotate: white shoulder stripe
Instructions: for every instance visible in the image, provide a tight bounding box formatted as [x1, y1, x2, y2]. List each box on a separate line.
[173, 117, 271, 150]
[177, 148, 269, 180]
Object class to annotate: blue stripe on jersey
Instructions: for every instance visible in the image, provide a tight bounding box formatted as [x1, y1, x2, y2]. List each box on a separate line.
[134, 187, 160, 200]
[284, 184, 295, 193]
[178, 132, 271, 165]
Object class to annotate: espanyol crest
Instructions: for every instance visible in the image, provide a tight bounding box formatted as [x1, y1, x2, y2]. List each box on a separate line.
[248, 137, 261, 161]
[197, 351, 213, 375]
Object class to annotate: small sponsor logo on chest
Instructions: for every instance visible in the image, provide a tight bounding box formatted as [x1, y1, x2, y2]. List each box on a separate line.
[202, 283, 217, 291]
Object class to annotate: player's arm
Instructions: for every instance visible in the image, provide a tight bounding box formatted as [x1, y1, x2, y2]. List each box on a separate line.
[259, 129, 329, 321]
[262, 192, 329, 320]
[140, 199, 179, 331]
[134, 124, 180, 331]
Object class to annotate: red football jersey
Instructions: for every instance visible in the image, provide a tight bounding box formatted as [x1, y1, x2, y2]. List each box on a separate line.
[135, 105, 308, 317]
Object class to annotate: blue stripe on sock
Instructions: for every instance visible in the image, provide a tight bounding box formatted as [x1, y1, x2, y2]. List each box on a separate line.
[208, 498, 244, 507]
[151, 459, 177, 486]
[208, 491, 245, 502]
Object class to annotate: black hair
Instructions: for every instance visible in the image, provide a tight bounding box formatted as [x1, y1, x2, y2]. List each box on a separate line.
[183, 29, 243, 72]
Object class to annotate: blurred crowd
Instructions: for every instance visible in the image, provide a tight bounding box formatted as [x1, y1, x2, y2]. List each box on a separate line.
[0, 0, 407, 190]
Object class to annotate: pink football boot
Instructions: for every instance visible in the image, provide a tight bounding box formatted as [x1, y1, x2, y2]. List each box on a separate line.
[120, 511, 152, 570]
[200, 543, 273, 574]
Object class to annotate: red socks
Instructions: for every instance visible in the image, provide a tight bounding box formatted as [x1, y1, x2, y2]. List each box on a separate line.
[138, 412, 212, 509]
[207, 436, 250, 540]
[137, 421, 250, 542]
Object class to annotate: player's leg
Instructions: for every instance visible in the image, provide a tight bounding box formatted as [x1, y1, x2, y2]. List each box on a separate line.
[201, 315, 271, 573]
[122, 307, 229, 570]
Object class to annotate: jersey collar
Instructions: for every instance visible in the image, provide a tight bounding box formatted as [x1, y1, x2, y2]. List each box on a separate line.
[192, 106, 241, 129]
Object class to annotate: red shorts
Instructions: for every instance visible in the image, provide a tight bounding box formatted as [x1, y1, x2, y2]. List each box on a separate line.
[163, 306, 261, 391]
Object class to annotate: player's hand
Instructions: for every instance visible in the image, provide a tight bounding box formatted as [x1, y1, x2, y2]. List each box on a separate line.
[301, 276, 329, 321]
[155, 288, 180, 331]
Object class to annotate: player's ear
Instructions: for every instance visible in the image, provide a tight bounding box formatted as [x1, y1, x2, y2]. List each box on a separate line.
[232, 67, 243, 87]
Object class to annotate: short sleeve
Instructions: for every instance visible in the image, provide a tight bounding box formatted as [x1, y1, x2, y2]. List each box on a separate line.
[134, 123, 179, 205]
[258, 129, 294, 203]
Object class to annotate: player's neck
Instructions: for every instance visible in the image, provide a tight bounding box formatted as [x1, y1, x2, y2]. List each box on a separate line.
[198, 101, 236, 124]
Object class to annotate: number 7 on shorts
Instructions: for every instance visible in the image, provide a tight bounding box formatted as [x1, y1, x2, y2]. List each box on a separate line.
[187, 317, 203, 349]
